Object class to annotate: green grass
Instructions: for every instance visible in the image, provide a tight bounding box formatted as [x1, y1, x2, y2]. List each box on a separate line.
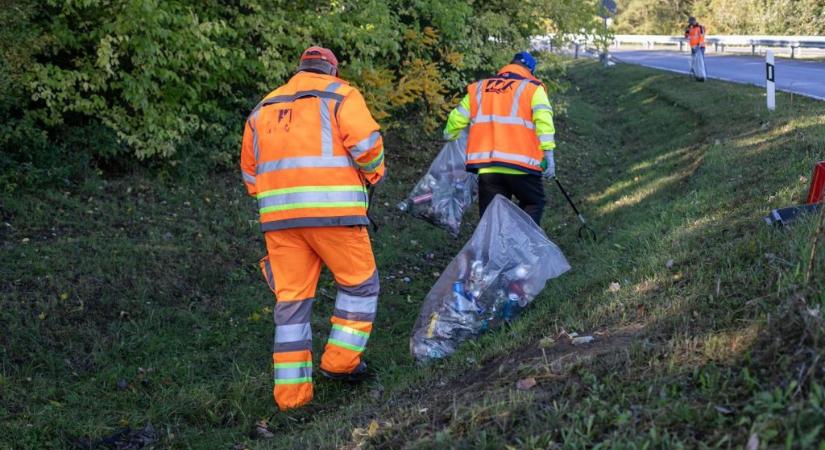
[2, 61, 825, 449]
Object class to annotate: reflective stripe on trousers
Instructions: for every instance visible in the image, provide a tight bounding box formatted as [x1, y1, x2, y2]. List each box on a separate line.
[273, 304, 312, 360]
[321, 270, 379, 373]
[273, 299, 314, 387]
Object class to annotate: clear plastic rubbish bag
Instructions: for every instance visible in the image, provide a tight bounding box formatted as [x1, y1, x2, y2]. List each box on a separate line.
[690, 48, 707, 81]
[397, 132, 477, 237]
[410, 195, 571, 362]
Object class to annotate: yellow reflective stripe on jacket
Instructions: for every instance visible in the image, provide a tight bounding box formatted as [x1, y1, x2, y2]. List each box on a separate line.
[478, 167, 527, 175]
[356, 148, 384, 173]
[531, 87, 556, 151]
[443, 94, 471, 140]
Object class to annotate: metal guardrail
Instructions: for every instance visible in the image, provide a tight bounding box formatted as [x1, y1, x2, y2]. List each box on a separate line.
[613, 35, 825, 58]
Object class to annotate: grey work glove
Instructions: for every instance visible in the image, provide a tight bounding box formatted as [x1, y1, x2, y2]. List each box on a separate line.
[542, 150, 555, 179]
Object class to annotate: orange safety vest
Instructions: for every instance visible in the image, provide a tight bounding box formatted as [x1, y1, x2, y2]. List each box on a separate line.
[243, 72, 380, 232]
[465, 64, 544, 175]
[687, 25, 705, 48]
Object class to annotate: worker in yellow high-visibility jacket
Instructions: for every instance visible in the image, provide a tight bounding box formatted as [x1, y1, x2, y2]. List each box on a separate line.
[443, 51, 556, 225]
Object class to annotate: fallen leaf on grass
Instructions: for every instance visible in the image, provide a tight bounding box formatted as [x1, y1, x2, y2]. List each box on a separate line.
[367, 420, 379, 437]
[516, 377, 537, 390]
[557, 329, 577, 340]
[351, 419, 386, 444]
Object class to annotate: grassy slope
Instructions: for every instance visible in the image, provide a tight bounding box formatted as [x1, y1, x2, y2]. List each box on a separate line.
[1, 61, 824, 449]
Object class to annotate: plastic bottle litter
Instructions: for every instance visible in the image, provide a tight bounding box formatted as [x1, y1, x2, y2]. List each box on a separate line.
[410, 196, 572, 362]
[397, 132, 477, 237]
[571, 336, 595, 345]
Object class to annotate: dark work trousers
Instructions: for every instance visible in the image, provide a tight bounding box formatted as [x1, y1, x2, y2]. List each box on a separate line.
[478, 173, 546, 225]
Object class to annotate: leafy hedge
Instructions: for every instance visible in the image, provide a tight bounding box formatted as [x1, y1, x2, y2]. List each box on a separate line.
[0, 0, 600, 189]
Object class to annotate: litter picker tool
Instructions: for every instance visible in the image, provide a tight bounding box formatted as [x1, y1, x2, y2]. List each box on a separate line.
[553, 176, 596, 241]
[367, 184, 380, 232]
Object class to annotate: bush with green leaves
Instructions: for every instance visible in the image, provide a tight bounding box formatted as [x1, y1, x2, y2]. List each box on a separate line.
[0, 0, 602, 187]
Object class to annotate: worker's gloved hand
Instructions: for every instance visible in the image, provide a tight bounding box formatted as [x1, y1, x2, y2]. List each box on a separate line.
[442, 131, 460, 142]
[541, 150, 555, 179]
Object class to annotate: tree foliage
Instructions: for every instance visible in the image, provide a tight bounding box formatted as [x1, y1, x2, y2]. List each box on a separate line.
[614, 0, 825, 35]
[0, 0, 601, 182]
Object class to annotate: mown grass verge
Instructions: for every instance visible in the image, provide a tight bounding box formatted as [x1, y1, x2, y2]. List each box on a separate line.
[2, 60, 824, 449]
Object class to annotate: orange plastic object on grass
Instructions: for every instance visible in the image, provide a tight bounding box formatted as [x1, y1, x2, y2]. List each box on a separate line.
[806, 161, 825, 204]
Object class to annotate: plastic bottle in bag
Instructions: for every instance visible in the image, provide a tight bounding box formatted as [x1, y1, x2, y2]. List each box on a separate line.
[398, 133, 477, 236]
[410, 196, 572, 362]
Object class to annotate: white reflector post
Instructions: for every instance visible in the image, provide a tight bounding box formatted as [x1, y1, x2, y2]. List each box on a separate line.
[766, 50, 776, 111]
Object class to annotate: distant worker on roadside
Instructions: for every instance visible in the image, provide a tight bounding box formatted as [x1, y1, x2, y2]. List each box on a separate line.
[443, 51, 556, 225]
[240, 46, 385, 411]
[685, 16, 707, 81]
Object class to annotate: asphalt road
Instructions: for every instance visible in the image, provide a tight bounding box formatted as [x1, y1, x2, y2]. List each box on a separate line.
[612, 50, 825, 101]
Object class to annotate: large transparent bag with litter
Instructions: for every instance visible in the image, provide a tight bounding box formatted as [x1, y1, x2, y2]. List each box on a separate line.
[690, 49, 707, 81]
[410, 195, 571, 362]
[397, 133, 477, 237]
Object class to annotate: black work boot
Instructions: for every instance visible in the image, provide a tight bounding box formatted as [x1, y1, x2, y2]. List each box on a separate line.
[319, 361, 369, 382]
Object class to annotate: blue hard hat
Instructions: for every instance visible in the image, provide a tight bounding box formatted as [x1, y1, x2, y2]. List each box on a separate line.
[512, 51, 536, 73]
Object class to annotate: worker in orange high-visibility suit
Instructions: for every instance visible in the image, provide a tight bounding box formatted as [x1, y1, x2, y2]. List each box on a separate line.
[684, 16, 707, 81]
[240, 46, 385, 411]
[443, 51, 556, 225]
[685, 16, 706, 55]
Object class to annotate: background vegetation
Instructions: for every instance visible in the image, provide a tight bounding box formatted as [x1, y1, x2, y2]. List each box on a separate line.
[0, 0, 603, 192]
[614, 0, 825, 35]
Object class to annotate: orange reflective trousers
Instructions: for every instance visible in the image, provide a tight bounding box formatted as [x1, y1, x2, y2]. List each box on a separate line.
[261, 225, 378, 410]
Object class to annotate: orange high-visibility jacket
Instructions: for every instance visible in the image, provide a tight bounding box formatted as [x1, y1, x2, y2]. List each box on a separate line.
[240, 71, 385, 232]
[465, 64, 546, 175]
[686, 25, 706, 48]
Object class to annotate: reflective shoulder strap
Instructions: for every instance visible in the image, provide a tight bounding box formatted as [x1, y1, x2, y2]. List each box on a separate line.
[320, 81, 345, 158]
[473, 80, 484, 119]
[509, 80, 529, 117]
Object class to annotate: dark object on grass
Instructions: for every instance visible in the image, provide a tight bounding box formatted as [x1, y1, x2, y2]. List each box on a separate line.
[319, 360, 369, 382]
[553, 177, 597, 241]
[73, 423, 158, 450]
[764, 204, 822, 226]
